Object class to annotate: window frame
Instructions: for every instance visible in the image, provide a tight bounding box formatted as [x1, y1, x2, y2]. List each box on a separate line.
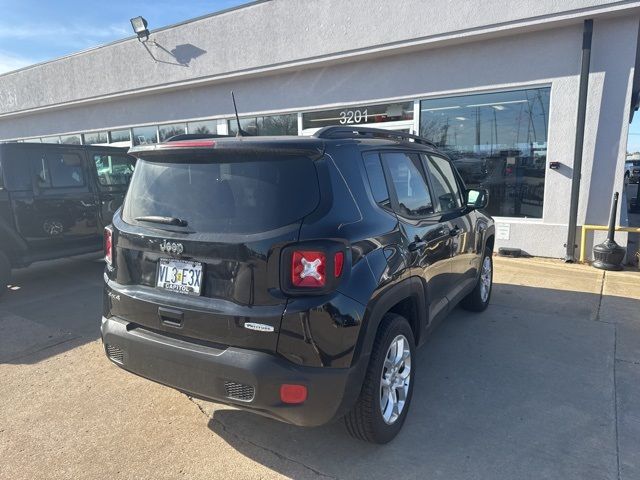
[91, 151, 136, 191]
[378, 149, 437, 220]
[423, 153, 466, 214]
[361, 151, 393, 212]
[33, 151, 88, 190]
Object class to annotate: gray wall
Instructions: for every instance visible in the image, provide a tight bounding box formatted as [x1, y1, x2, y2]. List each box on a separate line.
[0, 1, 638, 258]
[0, 0, 638, 117]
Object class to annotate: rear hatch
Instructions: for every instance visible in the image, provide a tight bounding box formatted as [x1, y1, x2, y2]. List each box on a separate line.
[106, 138, 324, 353]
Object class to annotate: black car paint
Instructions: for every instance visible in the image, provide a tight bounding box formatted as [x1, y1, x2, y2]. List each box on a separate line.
[0, 143, 135, 268]
[101, 135, 494, 426]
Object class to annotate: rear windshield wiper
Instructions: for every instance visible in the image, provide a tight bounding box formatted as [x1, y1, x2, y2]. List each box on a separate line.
[135, 216, 189, 227]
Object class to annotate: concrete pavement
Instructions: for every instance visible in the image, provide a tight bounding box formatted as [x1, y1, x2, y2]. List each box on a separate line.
[0, 255, 639, 479]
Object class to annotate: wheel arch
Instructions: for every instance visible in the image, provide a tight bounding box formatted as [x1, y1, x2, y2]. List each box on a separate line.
[353, 276, 427, 366]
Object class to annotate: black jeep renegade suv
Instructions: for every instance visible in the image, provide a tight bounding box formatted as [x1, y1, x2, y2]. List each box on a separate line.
[101, 126, 494, 443]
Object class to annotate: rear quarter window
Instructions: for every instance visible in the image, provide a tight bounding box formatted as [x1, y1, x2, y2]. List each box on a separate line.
[123, 155, 320, 234]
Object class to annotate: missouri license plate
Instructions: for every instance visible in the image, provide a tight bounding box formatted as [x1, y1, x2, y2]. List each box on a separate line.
[157, 258, 203, 296]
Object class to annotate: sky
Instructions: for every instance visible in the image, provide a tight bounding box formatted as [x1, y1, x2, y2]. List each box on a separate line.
[628, 119, 640, 153]
[0, 0, 251, 73]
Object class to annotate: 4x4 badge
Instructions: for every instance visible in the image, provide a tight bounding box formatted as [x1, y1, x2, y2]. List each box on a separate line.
[159, 240, 184, 255]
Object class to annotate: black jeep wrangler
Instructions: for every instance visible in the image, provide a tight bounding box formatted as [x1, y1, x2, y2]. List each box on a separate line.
[0, 142, 136, 292]
[101, 127, 494, 443]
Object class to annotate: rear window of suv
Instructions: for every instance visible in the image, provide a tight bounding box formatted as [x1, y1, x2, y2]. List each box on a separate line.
[122, 156, 320, 234]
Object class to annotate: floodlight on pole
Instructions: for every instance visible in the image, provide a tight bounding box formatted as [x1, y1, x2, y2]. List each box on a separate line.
[130, 16, 150, 42]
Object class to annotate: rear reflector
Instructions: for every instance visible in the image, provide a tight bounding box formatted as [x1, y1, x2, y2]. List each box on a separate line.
[291, 251, 326, 287]
[280, 384, 308, 404]
[104, 227, 113, 266]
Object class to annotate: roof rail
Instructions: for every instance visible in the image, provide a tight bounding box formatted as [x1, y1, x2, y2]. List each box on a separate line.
[313, 125, 436, 148]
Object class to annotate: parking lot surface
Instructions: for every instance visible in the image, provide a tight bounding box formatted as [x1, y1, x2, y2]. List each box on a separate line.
[1, 255, 639, 480]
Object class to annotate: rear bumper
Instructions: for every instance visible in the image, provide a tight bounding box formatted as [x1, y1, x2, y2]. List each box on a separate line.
[101, 316, 366, 427]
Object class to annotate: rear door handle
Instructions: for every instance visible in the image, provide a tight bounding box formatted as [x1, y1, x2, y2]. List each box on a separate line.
[450, 226, 461, 237]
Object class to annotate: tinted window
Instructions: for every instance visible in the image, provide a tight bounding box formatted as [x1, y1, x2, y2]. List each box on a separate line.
[46, 152, 85, 188]
[2, 149, 34, 190]
[123, 156, 320, 234]
[426, 155, 463, 211]
[94, 154, 136, 188]
[382, 152, 433, 218]
[362, 153, 390, 206]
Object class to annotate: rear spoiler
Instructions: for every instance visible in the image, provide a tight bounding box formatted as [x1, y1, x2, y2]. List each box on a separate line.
[128, 137, 325, 160]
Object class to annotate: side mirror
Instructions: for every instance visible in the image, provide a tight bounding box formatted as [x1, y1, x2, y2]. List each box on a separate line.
[466, 188, 489, 209]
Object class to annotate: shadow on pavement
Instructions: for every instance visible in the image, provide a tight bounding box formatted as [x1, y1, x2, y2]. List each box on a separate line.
[0, 253, 104, 364]
[206, 283, 639, 480]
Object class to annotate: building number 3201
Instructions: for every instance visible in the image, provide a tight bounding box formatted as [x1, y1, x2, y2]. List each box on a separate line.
[339, 109, 368, 124]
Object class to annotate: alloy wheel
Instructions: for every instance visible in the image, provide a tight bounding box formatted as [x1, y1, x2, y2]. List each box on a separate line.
[380, 334, 411, 425]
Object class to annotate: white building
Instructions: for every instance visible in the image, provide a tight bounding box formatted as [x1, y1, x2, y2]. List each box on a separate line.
[1, 0, 639, 259]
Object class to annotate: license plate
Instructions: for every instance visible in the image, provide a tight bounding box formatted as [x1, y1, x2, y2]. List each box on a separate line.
[157, 258, 203, 296]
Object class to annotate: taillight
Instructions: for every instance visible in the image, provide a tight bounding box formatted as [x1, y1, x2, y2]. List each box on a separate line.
[291, 251, 326, 288]
[334, 252, 344, 277]
[104, 227, 113, 266]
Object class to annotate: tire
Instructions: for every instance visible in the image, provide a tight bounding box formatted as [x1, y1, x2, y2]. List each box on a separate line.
[461, 247, 493, 312]
[0, 250, 11, 297]
[345, 313, 415, 444]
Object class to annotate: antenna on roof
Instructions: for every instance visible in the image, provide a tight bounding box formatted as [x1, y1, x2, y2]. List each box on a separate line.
[231, 91, 247, 137]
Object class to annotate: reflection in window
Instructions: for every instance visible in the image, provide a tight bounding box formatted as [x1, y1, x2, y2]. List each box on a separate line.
[228, 114, 297, 136]
[46, 153, 85, 188]
[132, 126, 158, 146]
[109, 129, 131, 144]
[159, 123, 186, 142]
[94, 154, 136, 188]
[83, 132, 108, 144]
[187, 120, 217, 135]
[41, 136, 61, 144]
[420, 88, 550, 218]
[362, 153, 390, 206]
[382, 152, 433, 218]
[60, 135, 81, 145]
[426, 155, 462, 211]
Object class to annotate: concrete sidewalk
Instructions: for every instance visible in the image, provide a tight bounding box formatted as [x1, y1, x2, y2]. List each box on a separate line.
[0, 256, 638, 480]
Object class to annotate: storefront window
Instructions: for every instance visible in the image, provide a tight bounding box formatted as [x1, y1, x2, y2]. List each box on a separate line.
[187, 120, 217, 135]
[302, 101, 413, 130]
[159, 123, 186, 142]
[109, 129, 131, 144]
[83, 131, 108, 144]
[132, 126, 158, 146]
[60, 134, 81, 145]
[228, 114, 297, 136]
[420, 88, 550, 218]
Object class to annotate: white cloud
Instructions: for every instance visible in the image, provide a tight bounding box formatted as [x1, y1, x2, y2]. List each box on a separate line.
[0, 51, 36, 74]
